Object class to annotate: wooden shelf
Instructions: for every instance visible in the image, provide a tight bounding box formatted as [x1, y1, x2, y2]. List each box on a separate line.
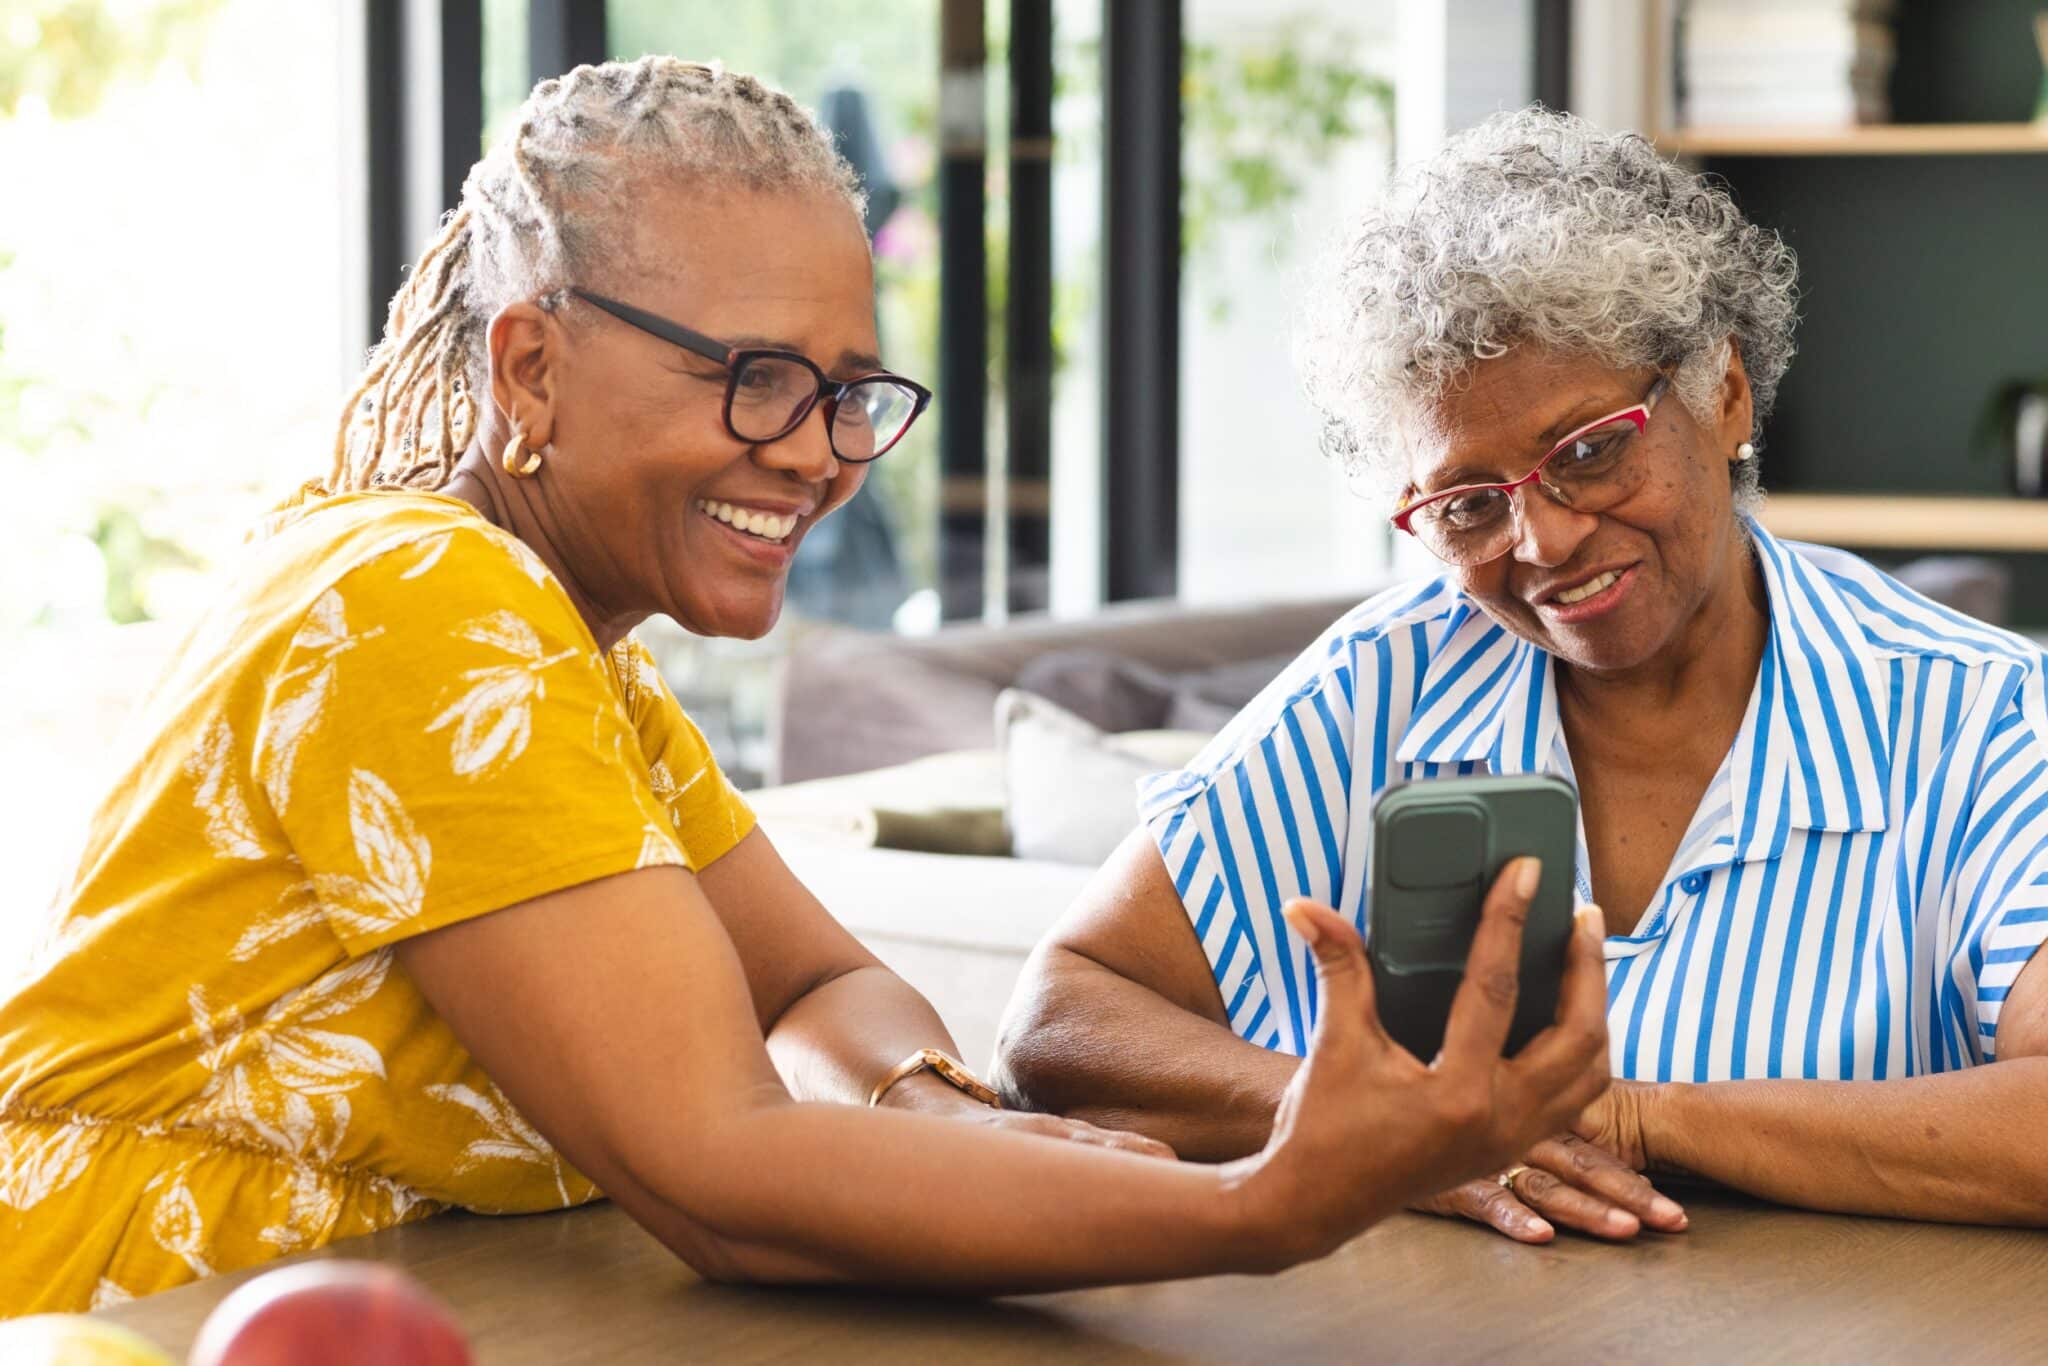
[1761, 494, 2048, 552]
[1657, 123, 2048, 157]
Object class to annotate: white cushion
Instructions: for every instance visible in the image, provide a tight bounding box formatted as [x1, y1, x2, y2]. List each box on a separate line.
[996, 689, 1210, 867]
[767, 833, 1094, 954]
[745, 749, 1007, 848]
[763, 833, 1102, 1065]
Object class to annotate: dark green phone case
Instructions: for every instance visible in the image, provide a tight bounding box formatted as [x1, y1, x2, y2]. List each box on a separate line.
[1366, 774, 1579, 1062]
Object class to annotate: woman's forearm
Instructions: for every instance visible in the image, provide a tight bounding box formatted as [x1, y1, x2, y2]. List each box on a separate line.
[763, 963, 967, 1105]
[1643, 1058, 2048, 1224]
[639, 965, 1314, 1290]
[626, 1090, 1311, 1292]
[994, 945, 1297, 1162]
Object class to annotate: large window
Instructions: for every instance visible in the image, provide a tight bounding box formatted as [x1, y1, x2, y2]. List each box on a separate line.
[0, 0, 1401, 873]
[475, 2, 1395, 780]
[1179, 0, 1395, 604]
[0, 0, 354, 957]
[483, 1, 1098, 783]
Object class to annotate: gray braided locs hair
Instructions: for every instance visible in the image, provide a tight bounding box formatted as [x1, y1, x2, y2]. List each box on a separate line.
[1297, 107, 1800, 507]
[326, 56, 867, 494]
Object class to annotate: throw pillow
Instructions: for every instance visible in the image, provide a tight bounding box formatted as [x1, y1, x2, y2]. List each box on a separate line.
[1164, 651, 1298, 733]
[748, 749, 1011, 856]
[997, 688, 1210, 866]
[1013, 649, 1178, 734]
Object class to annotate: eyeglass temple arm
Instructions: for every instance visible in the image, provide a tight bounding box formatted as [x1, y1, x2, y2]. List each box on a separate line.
[569, 289, 732, 367]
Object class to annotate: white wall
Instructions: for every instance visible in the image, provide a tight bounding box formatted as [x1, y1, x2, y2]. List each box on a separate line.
[1570, 0, 1656, 134]
[1176, 163, 1398, 604]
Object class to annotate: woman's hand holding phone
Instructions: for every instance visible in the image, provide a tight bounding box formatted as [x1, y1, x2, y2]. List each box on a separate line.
[1227, 856, 1613, 1265]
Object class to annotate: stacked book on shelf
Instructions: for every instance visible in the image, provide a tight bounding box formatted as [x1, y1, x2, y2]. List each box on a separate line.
[1680, 0, 1898, 127]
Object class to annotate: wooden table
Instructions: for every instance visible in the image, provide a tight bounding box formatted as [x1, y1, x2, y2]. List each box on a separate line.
[100, 1188, 2048, 1364]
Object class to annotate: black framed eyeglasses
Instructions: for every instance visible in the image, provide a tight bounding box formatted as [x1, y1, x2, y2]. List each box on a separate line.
[570, 288, 931, 463]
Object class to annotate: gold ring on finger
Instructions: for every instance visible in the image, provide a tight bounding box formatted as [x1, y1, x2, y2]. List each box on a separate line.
[1497, 1165, 1531, 1193]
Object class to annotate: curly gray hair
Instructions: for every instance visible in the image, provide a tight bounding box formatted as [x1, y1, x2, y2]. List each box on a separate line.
[1297, 106, 1798, 507]
[327, 56, 865, 494]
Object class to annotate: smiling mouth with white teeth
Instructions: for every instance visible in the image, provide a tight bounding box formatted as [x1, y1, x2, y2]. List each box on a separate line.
[696, 499, 799, 544]
[1552, 569, 1622, 606]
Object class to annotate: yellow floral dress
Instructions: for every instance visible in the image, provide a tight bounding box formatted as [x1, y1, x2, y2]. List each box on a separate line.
[0, 490, 755, 1317]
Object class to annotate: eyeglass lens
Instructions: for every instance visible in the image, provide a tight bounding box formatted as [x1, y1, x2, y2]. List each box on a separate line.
[727, 354, 920, 461]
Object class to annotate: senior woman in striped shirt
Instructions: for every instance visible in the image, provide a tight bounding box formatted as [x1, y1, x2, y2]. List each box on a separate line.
[994, 108, 2048, 1242]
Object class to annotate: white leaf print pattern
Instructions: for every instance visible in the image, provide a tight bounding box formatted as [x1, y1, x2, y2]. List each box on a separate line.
[292, 771, 433, 944]
[502, 536, 556, 589]
[149, 1173, 216, 1278]
[624, 645, 665, 705]
[264, 1020, 386, 1096]
[188, 951, 392, 1163]
[260, 588, 385, 815]
[430, 671, 537, 776]
[184, 717, 265, 860]
[230, 877, 324, 961]
[646, 759, 711, 837]
[306, 879, 417, 945]
[672, 765, 709, 802]
[645, 758, 677, 818]
[398, 531, 453, 580]
[459, 611, 544, 658]
[425, 1082, 571, 1205]
[346, 769, 430, 910]
[259, 1165, 343, 1252]
[188, 984, 244, 1067]
[260, 664, 331, 815]
[0, 1120, 96, 1210]
[425, 611, 577, 777]
[382, 1180, 429, 1225]
[637, 822, 682, 869]
[89, 1277, 134, 1310]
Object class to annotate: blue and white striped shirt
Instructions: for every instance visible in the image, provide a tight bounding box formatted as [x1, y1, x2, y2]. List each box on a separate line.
[1140, 522, 2048, 1081]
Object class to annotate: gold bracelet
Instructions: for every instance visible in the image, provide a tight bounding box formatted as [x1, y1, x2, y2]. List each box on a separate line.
[866, 1048, 1003, 1109]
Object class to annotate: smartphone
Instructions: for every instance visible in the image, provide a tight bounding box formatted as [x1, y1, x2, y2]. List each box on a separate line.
[1367, 773, 1579, 1062]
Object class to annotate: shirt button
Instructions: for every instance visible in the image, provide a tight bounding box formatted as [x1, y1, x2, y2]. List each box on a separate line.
[1680, 873, 1708, 895]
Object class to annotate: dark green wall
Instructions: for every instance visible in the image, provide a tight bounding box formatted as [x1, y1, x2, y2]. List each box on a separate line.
[1891, 0, 2045, 124]
[1697, 0, 2048, 625]
[1708, 153, 2048, 495]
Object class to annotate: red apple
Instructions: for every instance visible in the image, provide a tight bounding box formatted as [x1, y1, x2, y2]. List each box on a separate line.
[187, 1261, 473, 1366]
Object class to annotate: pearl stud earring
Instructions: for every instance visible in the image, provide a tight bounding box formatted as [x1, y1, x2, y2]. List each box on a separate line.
[1736, 441, 1755, 460]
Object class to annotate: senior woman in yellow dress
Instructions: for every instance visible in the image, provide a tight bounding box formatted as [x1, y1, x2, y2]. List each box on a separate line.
[995, 108, 2048, 1242]
[0, 61, 1614, 1315]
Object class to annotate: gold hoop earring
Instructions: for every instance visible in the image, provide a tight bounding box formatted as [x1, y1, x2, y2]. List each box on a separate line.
[502, 427, 543, 478]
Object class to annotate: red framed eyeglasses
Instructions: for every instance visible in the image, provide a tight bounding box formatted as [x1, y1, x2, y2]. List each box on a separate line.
[1390, 375, 1670, 566]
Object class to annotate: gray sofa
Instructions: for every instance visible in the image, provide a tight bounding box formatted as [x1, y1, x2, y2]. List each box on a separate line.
[771, 590, 1382, 784]
[774, 550, 2020, 785]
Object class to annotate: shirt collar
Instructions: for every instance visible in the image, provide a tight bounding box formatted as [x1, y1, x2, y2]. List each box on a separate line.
[1395, 519, 1890, 843]
[1393, 601, 1557, 775]
[1746, 519, 1891, 835]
